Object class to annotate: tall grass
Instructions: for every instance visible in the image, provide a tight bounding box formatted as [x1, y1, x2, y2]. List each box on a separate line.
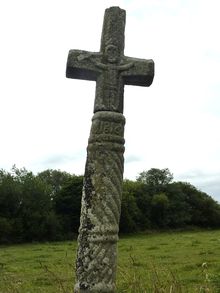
[1, 230, 220, 292]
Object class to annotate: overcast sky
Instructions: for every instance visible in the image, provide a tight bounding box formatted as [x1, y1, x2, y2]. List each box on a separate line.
[1, 0, 220, 202]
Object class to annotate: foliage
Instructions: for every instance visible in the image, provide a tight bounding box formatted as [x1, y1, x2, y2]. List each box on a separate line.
[151, 193, 169, 228]
[37, 169, 72, 198]
[0, 166, 82, 243]
[0, 166, 220, 242]
[137, 168, 173, 190]
[120, 180, 141, 232]
[54, 175, 83, 237]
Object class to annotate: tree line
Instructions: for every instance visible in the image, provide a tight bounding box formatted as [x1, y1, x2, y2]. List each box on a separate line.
[0, 166, 220, 244]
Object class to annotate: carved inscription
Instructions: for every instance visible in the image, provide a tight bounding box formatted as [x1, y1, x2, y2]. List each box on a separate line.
[92, 120, 123, 136]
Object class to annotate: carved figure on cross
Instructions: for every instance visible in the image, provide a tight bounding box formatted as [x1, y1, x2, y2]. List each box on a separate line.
[66, 6, 154, 114]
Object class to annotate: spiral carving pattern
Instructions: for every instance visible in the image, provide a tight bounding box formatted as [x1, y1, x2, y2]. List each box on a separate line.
[74, 112, 125, 292]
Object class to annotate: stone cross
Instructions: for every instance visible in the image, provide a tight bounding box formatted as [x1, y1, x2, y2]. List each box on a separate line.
[66, 6, 154, 292]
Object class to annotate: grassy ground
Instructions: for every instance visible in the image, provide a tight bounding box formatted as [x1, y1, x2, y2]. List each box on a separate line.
[0, 230, 220, 292]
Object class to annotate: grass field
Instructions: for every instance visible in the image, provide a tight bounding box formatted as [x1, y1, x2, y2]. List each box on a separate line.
[0, 230, 220, 292]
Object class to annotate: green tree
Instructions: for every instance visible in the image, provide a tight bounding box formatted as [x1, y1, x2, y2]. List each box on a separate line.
[0, 168, 23, 217]
[183, 182, 220, 227]
[137, 168, 173, 192]
[17, 168, 59, 241]
[0, 168, 22, 242]
[1, 165, 220, 243]
[151, 193, 169, 228]
[54, 175, 83, 238]
[200, 196, 220, 227]
[37, 169, 72, 197]
[120, 180, 141, 233]
[166, 182, 192, 228]
[127, 180, 152, 230]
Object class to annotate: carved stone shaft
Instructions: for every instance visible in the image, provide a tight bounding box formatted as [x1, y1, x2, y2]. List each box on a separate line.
[74, 111, 125, 292]
[66, 6, 154, 293]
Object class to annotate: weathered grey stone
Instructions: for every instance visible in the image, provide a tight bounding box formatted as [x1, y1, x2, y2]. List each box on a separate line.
[66, 6, 154, 114]
[66, 6, 154, 293]
[74, 111, 125, 292]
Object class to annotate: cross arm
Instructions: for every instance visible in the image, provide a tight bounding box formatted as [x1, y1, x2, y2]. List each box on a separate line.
[66, 50, 101, 81]
[122, 56, 154, 87]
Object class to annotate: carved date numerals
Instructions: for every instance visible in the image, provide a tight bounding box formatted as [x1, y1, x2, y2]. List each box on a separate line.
[92, 120, 123, 136]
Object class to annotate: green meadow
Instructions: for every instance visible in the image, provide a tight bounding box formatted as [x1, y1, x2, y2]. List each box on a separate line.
[1, 230, 220, 292]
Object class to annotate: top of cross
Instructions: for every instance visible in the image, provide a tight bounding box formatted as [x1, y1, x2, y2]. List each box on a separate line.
[66, 6, 154, 113]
